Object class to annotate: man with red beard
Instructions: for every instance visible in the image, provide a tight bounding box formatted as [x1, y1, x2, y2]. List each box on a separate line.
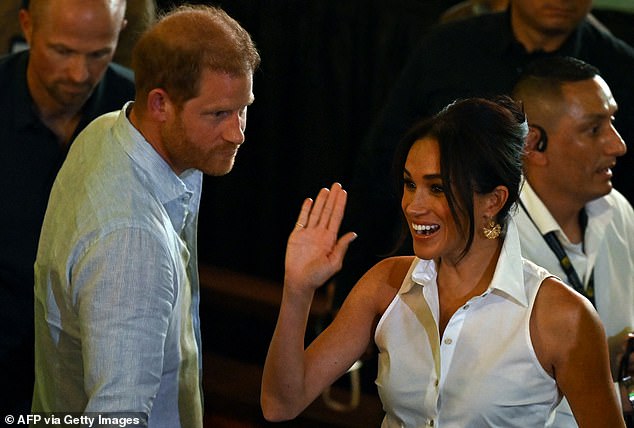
[513, 56, 633, 427]
[31, 5, 259, 425]
[0, 0, 133, 415]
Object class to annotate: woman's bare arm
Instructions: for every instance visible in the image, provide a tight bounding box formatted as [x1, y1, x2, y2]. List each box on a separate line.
[260, 183, 360, 421]
[531, 277, 625, 428]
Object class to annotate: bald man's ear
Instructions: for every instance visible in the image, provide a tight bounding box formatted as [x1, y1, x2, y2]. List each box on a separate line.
[18, 9, 32, 45]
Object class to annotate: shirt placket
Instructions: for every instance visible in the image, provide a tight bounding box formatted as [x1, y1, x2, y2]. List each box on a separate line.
[434, 291, 490, 425]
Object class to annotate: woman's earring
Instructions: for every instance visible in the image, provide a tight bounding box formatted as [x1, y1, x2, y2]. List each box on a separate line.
[483, 218, 501, 240]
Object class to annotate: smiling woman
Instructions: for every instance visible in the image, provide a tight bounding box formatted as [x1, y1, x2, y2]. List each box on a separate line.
[393, 97, 524, 263]
[261, 97, 626, 427]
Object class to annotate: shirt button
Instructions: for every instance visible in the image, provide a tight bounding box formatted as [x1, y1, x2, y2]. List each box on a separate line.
[463, 304, 470, 310]
[428, 420, 435, 427]
[434, 379, 439, 387]
[444, 338, 452, 345]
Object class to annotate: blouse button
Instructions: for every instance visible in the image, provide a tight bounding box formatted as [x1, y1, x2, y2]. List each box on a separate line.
[444, 338, 453, 345]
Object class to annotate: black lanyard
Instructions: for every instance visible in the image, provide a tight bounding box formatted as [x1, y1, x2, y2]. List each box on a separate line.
[519, 201, 595, 306]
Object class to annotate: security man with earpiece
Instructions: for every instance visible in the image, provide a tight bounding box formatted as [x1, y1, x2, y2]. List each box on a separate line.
[512, 56, 634, 428]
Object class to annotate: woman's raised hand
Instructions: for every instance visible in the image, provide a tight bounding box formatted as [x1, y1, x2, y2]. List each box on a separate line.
[284, 183, 357, 292]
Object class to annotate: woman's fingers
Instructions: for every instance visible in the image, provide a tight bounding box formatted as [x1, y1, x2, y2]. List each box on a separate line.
[319, 183, 342, 229]
[332, 231, 358, 262]
[326, 184, 347, 231]
[304, 183, 345, 228]
[287, 184, 355, 288]
[306, 187, 330, 228]
[295, 198, 313, 229]
[295, 183, 348, 235]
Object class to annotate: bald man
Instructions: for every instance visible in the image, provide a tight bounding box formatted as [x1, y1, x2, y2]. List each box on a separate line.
[0, 0, 134, 414]
[512, 56, 633, 427]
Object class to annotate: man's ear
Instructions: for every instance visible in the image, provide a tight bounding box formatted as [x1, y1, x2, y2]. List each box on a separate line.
[146, 88, 173, 121]
[18, 9, 32, 45]
[523, 125, 548, 166]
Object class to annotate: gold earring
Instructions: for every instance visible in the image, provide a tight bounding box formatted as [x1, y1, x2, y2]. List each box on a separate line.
[483, 218, 501, 240]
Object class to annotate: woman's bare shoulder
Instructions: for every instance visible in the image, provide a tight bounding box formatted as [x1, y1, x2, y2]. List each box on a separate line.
[348, 256, 416, 313]
[531, 276, 604, 374]
[362, 256, 416, 290]
[534, 277, 598, 327]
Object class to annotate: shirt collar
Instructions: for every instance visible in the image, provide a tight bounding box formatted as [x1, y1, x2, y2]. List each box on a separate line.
[403, 218, 528, 307]
[519, 180, 562, 235]
[519, 179, 614, 241]
[489, 218, 528, 307]
[112, 101, 203, 207]
[585, 192, 614, 223]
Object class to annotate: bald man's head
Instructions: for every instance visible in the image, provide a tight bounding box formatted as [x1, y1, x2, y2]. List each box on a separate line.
[26, 0, 126, 28]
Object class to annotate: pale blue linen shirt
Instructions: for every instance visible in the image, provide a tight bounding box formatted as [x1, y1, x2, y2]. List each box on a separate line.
[32, 102, 204, 427]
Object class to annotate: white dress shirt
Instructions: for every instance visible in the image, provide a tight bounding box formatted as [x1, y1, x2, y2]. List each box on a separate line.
[375, 219, 561, 427]
[514, 181, 634, 427]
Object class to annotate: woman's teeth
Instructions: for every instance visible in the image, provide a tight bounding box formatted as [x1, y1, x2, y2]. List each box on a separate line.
[412, 223, 440, 235]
